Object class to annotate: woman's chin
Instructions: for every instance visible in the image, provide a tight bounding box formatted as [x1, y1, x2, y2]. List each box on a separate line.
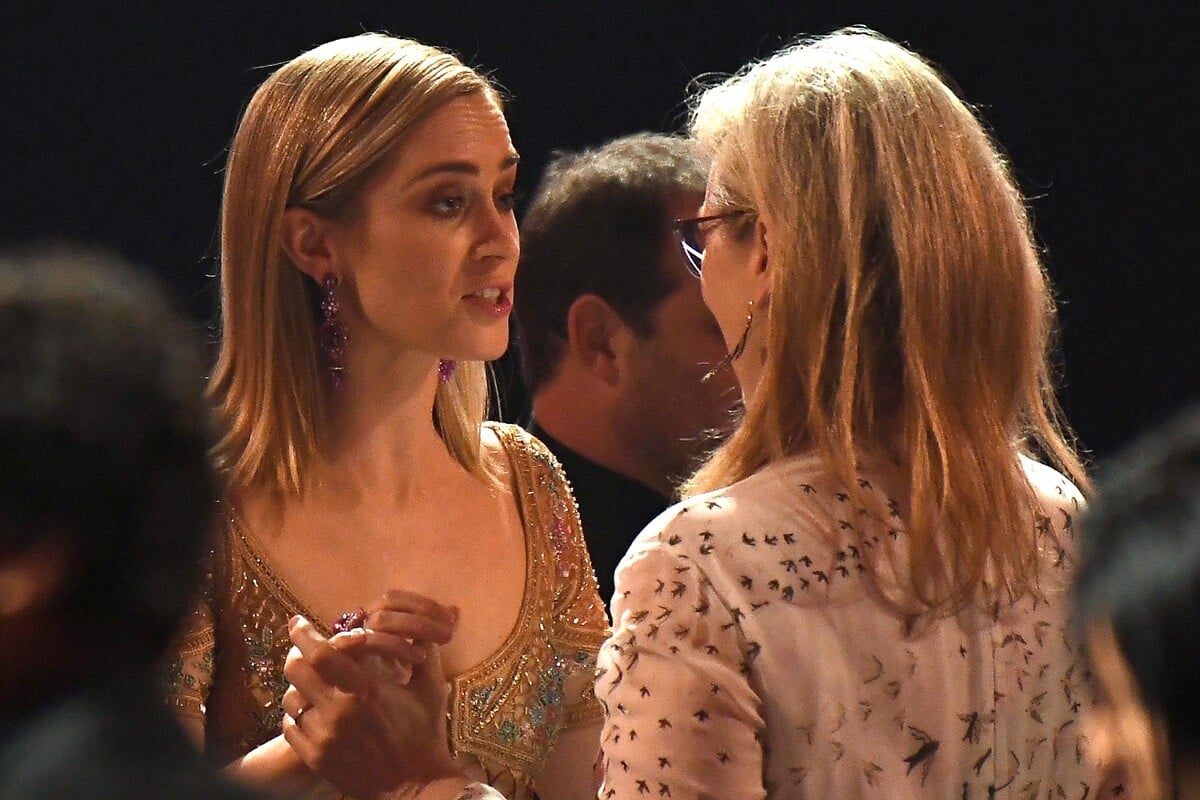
[445, 340, 510, 365]
[481, 334, 513, 362]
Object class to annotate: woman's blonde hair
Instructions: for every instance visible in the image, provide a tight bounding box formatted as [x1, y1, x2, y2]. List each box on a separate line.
[209, 34, 498, 494]
[684, 27, 1090, 613]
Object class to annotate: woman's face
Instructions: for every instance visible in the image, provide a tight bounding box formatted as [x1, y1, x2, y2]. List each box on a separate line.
[331, 92, 520, 363]
[697, 170, 767, 395]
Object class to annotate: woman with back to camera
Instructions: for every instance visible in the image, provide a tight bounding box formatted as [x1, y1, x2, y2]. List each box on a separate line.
[596, 28, 1113, 799]
[166, 34, 607, 800]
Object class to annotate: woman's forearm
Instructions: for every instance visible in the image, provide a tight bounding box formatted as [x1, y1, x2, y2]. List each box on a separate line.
[388, 778, 507, 800]
[225, 734, 320, 797]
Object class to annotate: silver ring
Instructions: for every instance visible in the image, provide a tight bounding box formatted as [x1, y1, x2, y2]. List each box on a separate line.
[294, 703, 312, 726]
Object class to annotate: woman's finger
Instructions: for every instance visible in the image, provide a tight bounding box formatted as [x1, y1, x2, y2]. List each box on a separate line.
[407, 642, 451, 711]
[281, 714, 319, 769]
[331, 628, 430, 664]
[283, 651, 340, 712]
[287, 616, 367, 696]
[363, 609, 455, 644]
[367, 588, 459, 627]
[280, 684, 311, 721]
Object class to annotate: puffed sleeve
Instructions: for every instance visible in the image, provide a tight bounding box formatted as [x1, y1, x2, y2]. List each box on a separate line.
[163, 544, 219, 737]
[541, 446, 610, 732]
[597, 541, 766, 800]
[164, 596, 215, 725]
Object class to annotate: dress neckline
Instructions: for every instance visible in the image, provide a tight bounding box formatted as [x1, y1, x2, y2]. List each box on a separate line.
[224, 422, 540, 685]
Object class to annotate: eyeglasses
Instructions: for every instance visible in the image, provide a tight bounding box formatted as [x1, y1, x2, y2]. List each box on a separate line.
[670, 210, 752, 277]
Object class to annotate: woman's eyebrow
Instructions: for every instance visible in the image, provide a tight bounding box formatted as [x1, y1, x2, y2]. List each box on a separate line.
[405, 153, 520, 186]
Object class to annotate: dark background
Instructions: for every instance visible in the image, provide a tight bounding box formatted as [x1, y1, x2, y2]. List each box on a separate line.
[2, 2, 1195, 463]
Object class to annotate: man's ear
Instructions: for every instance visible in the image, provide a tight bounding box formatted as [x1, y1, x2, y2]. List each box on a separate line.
[280, 207, 338, 282]
[0, 541, 72, 618]
[565, 294, 625, 386]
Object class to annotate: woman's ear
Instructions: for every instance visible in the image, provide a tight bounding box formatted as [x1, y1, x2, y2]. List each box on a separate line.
[280, 207, 337, 282]
[751, 214, 772, 303]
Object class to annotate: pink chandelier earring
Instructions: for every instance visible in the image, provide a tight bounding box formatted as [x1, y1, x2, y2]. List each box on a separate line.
[319, 273, 348, 390]
[437, 358, 457, 384]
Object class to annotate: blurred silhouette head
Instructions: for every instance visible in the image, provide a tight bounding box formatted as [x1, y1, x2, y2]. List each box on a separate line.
[0, 246, 215, 706]
[1077, 408, 1200, 800]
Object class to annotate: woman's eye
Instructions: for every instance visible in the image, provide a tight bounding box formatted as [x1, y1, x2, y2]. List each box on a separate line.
[432, 195, 467, 216]
[496, 191, 522, 213]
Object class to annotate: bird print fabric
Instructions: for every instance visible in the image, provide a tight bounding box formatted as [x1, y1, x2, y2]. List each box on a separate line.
[596, 453, 1106, 799]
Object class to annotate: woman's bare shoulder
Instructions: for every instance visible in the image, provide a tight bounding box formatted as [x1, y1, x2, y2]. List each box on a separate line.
[479, 421, 525, 491]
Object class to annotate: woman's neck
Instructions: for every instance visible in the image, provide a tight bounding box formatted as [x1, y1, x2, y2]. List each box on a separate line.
[312, 343, 460, 504]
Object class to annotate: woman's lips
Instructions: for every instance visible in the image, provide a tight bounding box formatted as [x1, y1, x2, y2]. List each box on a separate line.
[463, 285, 513, 317]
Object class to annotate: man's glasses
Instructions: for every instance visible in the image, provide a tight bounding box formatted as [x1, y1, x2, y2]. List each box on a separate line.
[670, 210, 752, 277]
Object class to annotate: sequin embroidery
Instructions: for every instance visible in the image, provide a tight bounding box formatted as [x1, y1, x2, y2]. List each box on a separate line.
[164, 423, 609, 800]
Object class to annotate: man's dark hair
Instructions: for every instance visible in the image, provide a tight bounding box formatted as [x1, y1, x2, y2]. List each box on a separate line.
[514, 133, 706, 393]
[0, 246, 216, 662]
[1075, 406, 1200, 758]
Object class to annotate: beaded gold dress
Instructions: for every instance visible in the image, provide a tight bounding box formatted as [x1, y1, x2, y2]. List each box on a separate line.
[166, 424, 609, 800]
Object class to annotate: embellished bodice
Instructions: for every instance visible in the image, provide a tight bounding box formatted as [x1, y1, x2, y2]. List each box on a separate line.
[167, 423, 609, 800]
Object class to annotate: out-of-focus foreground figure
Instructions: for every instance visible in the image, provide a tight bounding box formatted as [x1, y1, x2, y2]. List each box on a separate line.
[0, 246, 263, 799]
[1076, 407, 1200, 800]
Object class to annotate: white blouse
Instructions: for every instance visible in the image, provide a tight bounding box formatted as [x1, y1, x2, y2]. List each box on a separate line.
[596, 454, 1106, 799]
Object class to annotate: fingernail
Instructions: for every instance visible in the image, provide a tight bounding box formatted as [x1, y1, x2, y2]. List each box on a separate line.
[288, 615, 300, 632]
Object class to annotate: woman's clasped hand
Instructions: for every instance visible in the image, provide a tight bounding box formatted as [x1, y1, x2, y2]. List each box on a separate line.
[279, 590, 461, 798]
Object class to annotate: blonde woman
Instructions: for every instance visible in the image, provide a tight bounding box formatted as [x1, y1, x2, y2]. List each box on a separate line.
[596, 28, 1111, 799]
[166, 34, 607, 800]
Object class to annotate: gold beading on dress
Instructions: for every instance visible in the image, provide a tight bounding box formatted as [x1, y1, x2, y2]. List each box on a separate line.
[165, 423, 609, 800]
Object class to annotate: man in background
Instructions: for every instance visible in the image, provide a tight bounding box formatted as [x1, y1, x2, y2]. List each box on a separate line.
[515, 134, 738, 604]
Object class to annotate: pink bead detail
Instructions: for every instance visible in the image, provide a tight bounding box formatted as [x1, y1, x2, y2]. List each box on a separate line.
[332, 608, 366, 634]
[319, 273, 347, 389]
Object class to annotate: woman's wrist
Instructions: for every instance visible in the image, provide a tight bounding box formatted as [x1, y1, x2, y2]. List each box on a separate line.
[224, 734, 319, 796]
[376, 777, 506, 800]
[411, 745, 462, 784]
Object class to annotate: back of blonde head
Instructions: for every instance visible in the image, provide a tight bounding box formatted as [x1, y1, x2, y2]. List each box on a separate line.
[210, 34, 497, 494]
[685, 28, 1089, 613]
